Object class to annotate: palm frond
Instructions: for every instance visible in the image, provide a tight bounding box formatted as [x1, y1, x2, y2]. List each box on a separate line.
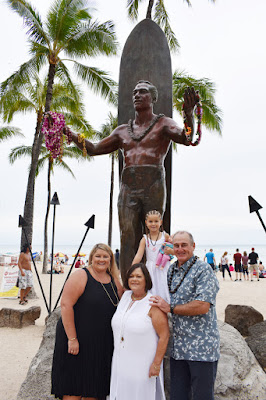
[64, 113, 95, 136]
[172, 69, 223, 134]
[51, 158, 75, 178]
[72, 62, 118, 106]
[56, 61, 82, 104]
[0, 56, 44, 96]
[0, 126, 24, 142]
[47, 0, 92, 44]
[127, 0, 144, 21]
[8, 145, 33, 163]
[154, 0, 179, 52]
[63, 20, 118, 58]
[6, 0, 49, 46]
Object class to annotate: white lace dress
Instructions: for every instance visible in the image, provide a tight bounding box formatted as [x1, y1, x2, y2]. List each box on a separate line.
[109, 290, 166, 400]
[144, 232, 170, 302]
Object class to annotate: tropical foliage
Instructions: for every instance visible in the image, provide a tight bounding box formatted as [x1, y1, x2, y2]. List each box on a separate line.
[1, 0, 118, 249]
[0, 126, 23, 142]
[126, 0, 216, 51]
[173, 69, 222, 134]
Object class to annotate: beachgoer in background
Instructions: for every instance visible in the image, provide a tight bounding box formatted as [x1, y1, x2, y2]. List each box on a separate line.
[221, 252, 232, 281]
[132, 210, 173, 302]
[204, 249, 216, 271]
[51, 243, 123, 400]
[242, 251, 249, 281]
[150, 230, 220, 400]
[18, 244, 33, 305]
[259, 261, 265, 278]
[233, 248, 242, 281]
[64, 254, 69, 265]
[115, 249, 120, 269]
[75, 258, 83, 268]
[110, 263, 169, 400]
[248, 247, 259, 282]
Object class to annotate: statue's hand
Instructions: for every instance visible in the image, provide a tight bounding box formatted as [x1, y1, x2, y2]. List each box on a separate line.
[183, 87, 200, 115]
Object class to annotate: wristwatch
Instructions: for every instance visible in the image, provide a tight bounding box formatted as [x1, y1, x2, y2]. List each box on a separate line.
[170, 304, 175, 314]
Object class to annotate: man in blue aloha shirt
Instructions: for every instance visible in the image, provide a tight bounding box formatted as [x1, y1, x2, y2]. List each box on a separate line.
[150, 230, 220, 400]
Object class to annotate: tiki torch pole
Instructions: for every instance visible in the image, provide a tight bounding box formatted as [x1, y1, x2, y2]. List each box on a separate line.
[49, 192, 60, 315]
[248, 195, 266, 233]
[18, 215, 49, 313]
[53, 215, 95, 312]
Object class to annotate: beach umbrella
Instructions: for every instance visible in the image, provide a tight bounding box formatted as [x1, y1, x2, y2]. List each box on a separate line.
[72, 252, 86, 257]
[55, 252, 65, 257]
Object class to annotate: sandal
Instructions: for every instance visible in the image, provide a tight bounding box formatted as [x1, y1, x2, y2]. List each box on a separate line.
[19, 300, 26, 305]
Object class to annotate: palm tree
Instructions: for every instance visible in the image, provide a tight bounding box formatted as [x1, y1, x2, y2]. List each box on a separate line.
[172, 69, 222, 138]
[126, 0, 216, 51]
[96, 113, 118, 247]
[1, 0, 118, 249]
[3, 73, 93, 272]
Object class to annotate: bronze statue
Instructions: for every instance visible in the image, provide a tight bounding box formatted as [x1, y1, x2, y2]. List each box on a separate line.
[70, 81, 199, 282]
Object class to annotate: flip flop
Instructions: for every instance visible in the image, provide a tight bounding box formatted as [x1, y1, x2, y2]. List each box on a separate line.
[19, 300, 26, 305]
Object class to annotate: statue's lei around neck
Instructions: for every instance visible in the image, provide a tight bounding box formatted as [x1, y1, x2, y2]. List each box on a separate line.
[127, 113, 164, 142]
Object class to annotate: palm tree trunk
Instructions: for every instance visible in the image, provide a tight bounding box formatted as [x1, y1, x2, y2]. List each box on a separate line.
[108, 153, 115, 247]
[42, 159, 52, 273]
[146, 0, 154, 19]
[21, 62, 56, 251]
[20, 112, 43, 250]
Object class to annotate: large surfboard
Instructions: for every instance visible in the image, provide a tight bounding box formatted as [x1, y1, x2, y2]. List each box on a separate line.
[118, 18, 173, 241]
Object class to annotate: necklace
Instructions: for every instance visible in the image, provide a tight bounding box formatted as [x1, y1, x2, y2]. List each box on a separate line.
[168, 256, 198, 294]
[100, 280, 119, 307]
[149, 232, 160, 247]
[128, 113, 164, 141]
[131, 292, 147, 301]
[90, 267, 119, 307]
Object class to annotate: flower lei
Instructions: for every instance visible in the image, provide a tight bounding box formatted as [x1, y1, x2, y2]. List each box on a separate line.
[42, 112, 87, 160]
[182, 97, 203, 146]
[42, 112, 72, 161]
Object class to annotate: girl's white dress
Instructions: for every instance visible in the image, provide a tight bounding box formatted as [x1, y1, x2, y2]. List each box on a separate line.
[109, 290, 166, 400]
[144, 232, 170, 302]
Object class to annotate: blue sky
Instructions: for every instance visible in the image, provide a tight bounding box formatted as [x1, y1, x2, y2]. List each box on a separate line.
[1, 0, 266, 251]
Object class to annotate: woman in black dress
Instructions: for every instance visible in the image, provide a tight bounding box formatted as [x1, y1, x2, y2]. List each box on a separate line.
[51, 243, 123, 400]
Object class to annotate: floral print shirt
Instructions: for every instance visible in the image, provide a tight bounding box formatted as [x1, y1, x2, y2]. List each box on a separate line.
[168, 256, 220, 362]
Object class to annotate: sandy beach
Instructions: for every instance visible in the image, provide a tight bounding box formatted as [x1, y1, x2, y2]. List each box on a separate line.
[0, 262, 265, 400]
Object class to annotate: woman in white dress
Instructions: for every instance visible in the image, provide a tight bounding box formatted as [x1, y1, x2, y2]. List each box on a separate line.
[109, 263, 169, 400]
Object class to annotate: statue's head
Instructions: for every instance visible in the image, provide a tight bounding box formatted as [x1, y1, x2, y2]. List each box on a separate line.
[135, 80, 158, 104]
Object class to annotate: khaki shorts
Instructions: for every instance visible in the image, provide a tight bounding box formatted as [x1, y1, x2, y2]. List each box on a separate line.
[249, 264, 258, 274]
[18, 269, 33, 289]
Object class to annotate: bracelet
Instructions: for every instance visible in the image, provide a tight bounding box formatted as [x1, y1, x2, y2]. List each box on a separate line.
[170, 304, 175, 314]
[77, 133, 87, 157]
[153, 363, 160, 371]
[68, 337, 77, 341]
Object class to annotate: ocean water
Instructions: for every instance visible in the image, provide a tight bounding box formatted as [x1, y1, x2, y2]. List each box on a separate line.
[1, 243, 266, 265]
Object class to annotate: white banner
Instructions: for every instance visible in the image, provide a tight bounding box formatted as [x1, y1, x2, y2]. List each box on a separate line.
[0, 266, 19, 298]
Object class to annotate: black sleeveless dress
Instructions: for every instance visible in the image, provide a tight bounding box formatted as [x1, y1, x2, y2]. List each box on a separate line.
[51, 268, 118, 399]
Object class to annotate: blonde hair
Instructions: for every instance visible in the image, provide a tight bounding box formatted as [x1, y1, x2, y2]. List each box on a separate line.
[88, 243, 120, 281]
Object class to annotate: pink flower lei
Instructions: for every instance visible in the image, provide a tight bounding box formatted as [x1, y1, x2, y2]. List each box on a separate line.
[42, 112, 72, 161]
